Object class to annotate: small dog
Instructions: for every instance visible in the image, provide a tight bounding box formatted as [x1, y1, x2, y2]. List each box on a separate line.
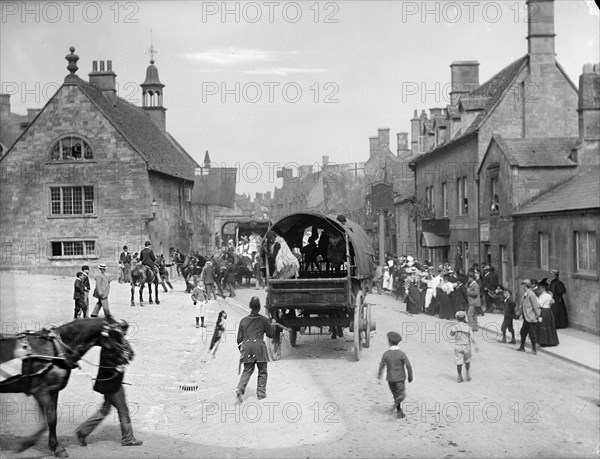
[208, 310, 228, 358]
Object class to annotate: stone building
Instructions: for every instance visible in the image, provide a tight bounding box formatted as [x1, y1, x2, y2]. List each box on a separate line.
[0, 48, 200, 274]
[409, 0, 579, 270]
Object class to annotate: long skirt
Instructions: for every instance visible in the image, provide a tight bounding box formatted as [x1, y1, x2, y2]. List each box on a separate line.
[438, 291, 454, 320]
[538, 308, 559, 347]
[406, 284, 422, 315]
[553, 297, 569, 329]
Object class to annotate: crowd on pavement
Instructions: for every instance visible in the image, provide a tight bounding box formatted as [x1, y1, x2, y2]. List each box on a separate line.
[372, 254, 569, 350]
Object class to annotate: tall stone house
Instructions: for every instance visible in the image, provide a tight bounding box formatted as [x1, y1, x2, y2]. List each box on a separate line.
[409, 0, 579, 274]
[0, 48, 200, 274]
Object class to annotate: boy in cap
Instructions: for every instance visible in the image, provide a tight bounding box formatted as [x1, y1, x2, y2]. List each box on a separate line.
[497, 287, 516, 344]
[450, 310, 478, 383]
[191, 281, 208, 328]
[73, 271, 87, 319]
[377, 331, 413, 419]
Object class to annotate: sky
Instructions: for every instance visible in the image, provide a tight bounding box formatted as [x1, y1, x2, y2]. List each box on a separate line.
[1, 1, 598, 197]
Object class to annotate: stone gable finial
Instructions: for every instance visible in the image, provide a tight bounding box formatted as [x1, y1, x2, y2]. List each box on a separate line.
[66, 46, 79, 75]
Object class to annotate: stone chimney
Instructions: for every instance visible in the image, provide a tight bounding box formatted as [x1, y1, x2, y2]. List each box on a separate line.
[450, 61, 480, 104]
[574, 63, 600, 165]
[429, 107, 444, 118]
[410, 110, 421, 155]
[378, 128, 390, 151]
[322, 155, 329, 167]
[0, 94, 10, 119]
[89, 60, 117, 104]
[527, 0, 555, 79]
[369, 136, 379, 156]
[396, 132, 409, 154]
[265, 191, 272, 200]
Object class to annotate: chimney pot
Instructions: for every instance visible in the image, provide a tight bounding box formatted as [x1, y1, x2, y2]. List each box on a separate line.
[92, 61, 98, 72]
[100, 61, 105, 71]
[107, 60, 112, 71]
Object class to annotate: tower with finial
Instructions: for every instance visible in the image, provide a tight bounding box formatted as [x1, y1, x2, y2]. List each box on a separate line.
[204, 151, 211, 168]
[141, 31, 167, 131]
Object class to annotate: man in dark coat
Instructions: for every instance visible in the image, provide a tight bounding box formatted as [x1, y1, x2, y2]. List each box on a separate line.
[81, 265, 91, 313]
[224, 261, 236, 297]
[549, 269, 569, 329]
[139, 241, 162, 283]
[482, 265, 498, 313]
[119, 245, 132, 284]
[75, 322, 142, 447]
[73, 272, 87, 319]
[234, 297, 276, 403]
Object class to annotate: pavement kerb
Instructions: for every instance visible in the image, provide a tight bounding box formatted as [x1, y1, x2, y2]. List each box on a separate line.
[477, 319, 600, 374]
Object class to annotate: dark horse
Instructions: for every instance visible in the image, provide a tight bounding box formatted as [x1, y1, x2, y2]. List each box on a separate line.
[156, 254, 174, 292]
[130, 263, 160, 306]
[181, 253, 206, 293]
[0, 318, 128, 457]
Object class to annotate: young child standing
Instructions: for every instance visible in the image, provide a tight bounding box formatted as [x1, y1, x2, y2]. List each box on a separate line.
[498, 287, 517, 344]
[377, 331, 413, 419]
[450, 310, 478, 383]
[73, 271, 87, 319]
[191, 282, 208, 328]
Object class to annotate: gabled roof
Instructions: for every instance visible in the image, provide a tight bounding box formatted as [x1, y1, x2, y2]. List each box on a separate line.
[413, 55, 528, 164]
[479, 135, 578, 173]
[513, 166, 600, 215]
[75, 77, 199, 181]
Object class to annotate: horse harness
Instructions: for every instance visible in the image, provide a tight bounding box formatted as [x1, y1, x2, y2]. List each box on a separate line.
[0, 328, 82, 395]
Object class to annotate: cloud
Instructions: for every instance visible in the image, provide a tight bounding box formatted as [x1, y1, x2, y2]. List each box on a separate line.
[179, 48, 277, 65]
[244, 67, 326, 76]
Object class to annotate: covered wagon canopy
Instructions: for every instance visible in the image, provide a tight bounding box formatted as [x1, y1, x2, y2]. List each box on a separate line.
[266, 212, 375, 280]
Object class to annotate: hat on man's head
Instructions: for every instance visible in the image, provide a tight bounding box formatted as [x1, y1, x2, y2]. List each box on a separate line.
[406, 255, 414, 263]
[81, 265, 89, 271]
[521, 279, 532, 287]
[98, 263, 107, 269]
[144, 241, 152, 247]
[76, 271, 83, 277]
[387, 331, 402, 345]
[455, 310, 466, 319]
[551, 269, 559, 275]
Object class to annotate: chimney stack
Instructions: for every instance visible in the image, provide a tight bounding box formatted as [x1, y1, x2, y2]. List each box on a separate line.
[396, 132, 410, 156]
[574, 63, 600, 165]
[450, 61, 480, 105]
[89, 60, 117, 104]
[378, 128, 390, 151]
[0, 94, 10, 119]
[322, 155, 329, 166]
[527, 0, 556, 78]
[410, 110, 421, 155]
[369, 137, 378, 156]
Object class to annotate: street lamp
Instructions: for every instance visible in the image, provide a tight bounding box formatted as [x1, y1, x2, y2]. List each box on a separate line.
[143, 199, 159, 223]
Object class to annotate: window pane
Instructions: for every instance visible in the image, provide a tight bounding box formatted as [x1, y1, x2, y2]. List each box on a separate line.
[85, 241, 96, 256]
[83, 142, 93, 159]
[84, 186, 94, 214]
[63, 241, 74, 256]
[51, 143, 60, 160]
[51, 187, 61, 214]
[590, 233, 597, 271]
[73, 242, 84, 256]
[51, 242, 62, 256]
[62, 188, 72, 214]
[72, 187, 83, 214]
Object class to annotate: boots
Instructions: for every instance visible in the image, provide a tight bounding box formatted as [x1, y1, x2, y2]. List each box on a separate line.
[120, 421, 143, 446]
[201, 317, 205, 328]
[510, 336, 516, 344]
[531, 343, 537, 355]
[195, 317, 200, 328]
[498, 335, 506, 343]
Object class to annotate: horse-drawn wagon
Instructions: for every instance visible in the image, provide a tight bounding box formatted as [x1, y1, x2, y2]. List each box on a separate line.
[261, 212, 376, 361]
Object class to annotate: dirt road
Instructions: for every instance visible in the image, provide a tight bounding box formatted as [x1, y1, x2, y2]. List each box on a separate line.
[1, 272, 598, 458]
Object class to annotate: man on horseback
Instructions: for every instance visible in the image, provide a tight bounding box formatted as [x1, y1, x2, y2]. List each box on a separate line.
[139, 241, 162, 284]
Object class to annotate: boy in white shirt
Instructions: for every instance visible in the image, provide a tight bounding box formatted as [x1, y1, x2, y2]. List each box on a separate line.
[450, 310, 478, 383]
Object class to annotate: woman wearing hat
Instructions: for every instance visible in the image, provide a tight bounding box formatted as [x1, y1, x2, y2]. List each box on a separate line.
[536, 280, 559, 347]
[404, 267, 422, 315]
[549, 270, 569, 329]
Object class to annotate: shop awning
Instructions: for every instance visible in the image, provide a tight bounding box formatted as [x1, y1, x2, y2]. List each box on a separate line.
[420, 232, 450, 248]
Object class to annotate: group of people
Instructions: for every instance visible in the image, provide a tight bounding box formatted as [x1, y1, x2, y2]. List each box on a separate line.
[72, 263, 112, 320]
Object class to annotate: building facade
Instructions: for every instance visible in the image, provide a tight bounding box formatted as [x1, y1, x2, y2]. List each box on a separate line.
[0, 48, 199, 274]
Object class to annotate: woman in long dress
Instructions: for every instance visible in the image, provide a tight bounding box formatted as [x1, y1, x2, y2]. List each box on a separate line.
[549, 270, 569, 329]
[438, 274, 456, 320]
[404, 268, 421, 314]
[537, 280, 559, 347]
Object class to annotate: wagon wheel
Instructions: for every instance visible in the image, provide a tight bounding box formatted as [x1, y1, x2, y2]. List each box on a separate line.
[290, 328, 298, 347]
[353, 290, 365, 361]
[364, 303, 372, 348]
[267, 308, 282, 361]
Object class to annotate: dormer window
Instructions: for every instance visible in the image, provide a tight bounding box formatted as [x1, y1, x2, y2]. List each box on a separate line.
[50, 136, 93, 161]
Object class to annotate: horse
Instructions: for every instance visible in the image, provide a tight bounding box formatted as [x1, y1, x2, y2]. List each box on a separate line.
[234, 257, 253, 286]
[130, 263, 160, 306]
[0, 318, 128, 458]
[156, 254, 174, 292]
[181, 253, 206, 293]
